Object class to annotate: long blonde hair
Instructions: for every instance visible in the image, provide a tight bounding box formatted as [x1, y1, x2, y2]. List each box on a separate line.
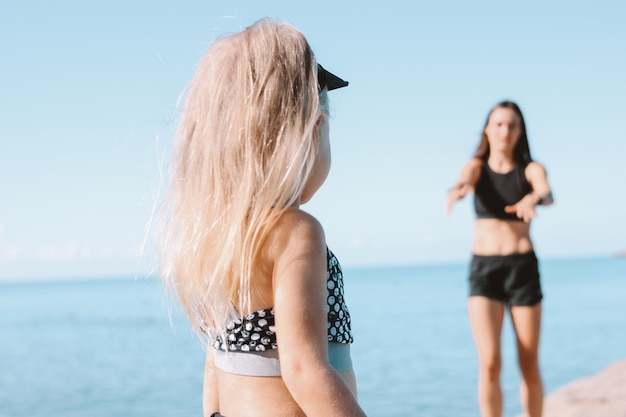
[158, 18, 327, 335]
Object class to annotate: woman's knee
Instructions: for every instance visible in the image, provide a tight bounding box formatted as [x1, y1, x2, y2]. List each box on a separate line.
[517, 352, 540, 380]
[478, 354, 502, 380]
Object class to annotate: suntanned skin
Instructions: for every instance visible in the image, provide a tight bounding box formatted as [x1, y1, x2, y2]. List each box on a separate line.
[446, 107, 553, 417]
[203, 115, 366, 417]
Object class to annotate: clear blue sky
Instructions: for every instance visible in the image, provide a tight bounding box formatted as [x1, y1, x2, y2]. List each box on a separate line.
[1, 1, 625, 280]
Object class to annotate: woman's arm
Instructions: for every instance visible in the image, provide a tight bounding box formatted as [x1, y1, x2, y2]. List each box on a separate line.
[269, 209, 367, 417]
[504, 162, 554, 222]
[445, 158, 482, 215]
[526, 162, 554, 206]
[202, 348, 219, 417]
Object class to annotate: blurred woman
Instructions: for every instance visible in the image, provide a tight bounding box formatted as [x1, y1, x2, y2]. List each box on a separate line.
[446, 101, 554, 417]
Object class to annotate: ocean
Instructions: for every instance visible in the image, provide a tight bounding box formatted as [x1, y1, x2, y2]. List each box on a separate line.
[1, 256, 624, 417]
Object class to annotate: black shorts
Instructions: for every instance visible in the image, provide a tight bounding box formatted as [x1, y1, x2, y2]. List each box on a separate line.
[468, 251, 542, 306]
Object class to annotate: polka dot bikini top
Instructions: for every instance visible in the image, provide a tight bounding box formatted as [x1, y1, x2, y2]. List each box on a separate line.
[213, 247, 353, 353]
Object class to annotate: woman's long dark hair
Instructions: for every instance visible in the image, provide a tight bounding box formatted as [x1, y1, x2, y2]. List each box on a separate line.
[474, 100, 532, 166]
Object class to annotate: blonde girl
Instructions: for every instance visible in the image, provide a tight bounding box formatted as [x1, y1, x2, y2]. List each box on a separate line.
[159, 18, 366, 417]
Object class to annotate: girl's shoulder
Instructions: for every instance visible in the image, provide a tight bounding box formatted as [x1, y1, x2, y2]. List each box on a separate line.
[266, 208, 326, 260]
[274, 208, 324, 234]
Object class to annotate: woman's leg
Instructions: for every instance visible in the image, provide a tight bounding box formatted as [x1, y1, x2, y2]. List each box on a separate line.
[510, 303, 543, 417]
[468, 296, 505, 417]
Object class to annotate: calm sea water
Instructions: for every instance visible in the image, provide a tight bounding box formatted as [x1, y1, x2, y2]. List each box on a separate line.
[1, 256, 624, 417]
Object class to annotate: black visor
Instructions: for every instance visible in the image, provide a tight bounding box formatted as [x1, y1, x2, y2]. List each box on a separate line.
[317, 64, 349, 91]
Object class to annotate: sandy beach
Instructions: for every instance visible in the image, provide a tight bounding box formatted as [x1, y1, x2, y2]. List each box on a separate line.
[515, 358, 626, 417]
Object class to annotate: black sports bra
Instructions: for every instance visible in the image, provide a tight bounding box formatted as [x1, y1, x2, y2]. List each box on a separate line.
[474, 163, 531, 221]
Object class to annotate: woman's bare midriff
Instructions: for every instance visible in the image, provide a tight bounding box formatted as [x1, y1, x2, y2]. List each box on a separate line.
[215, 368, 358, 417]
[472, 218, 533, 256]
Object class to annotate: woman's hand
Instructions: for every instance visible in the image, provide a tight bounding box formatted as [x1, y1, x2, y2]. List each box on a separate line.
[504, 193, 539, 223]
[446, 158, 482, 216]
[506, 161, 554, 223]
[445, 183, 471, 215]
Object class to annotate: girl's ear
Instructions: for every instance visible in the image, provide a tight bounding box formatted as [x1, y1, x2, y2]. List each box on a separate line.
[313, 114, 325, 142]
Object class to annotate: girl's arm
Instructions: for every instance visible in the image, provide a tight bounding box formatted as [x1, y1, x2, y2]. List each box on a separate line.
[445, 158, 482, 215]
[270, 209, 367, 417]
[202, 348, 219, 417]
